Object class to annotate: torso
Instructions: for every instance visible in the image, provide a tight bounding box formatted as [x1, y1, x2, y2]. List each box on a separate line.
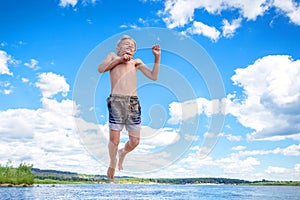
[109, 59, 138, 96]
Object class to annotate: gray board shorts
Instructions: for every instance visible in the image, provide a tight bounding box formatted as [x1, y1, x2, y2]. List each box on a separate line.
[107, 94, 141, 132]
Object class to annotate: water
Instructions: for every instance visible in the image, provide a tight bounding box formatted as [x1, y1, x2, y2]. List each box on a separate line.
[1, 184, 300, 200]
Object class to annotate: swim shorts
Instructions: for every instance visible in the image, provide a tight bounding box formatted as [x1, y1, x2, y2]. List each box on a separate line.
[107, 94, 141, 132]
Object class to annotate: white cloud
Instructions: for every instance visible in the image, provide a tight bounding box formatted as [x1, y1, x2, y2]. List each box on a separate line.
[184, 134, 199, 141]
[59, 0, 78, 7]
[82, 0, 97, 6]
[230, 0, 270, 20]
[0, 108, 36, 140]
[273, 0, 300, 25]
[162, 0, 200, 28]
[0, 81, 13, 95]
[281, 144, 300, 156]
[24, 58, 40, 71]
[0, 50, 14, 76]
[236, 144, 300, 157]
[144, 144, 300, 180]
[186, 21, 221, 42]
[266, 166, 288, 174]
[153, 147, 261, 179]
[59, 0, 98, 8]
[140, 126, 180, 147]
[0, 92, 106, 174]
[217, 156, 260, 173]
[35, 72, 70, 98]
[161, 0, 270, 28]
[263, 164, 300, 180]
[221, 18, 242, 38]
[21, 78, 29, 83]
[232, 145, 246, 151]
[161, 0, 300, 40]
[219, 133, 241, 141]
[168, 97, 225, 124]
[227, 55, 300, 140]
[294, 164, 300, 172]
[1, 42, 7, 47]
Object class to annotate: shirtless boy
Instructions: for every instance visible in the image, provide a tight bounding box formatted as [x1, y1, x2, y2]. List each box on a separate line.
[98, 35, 161, 180]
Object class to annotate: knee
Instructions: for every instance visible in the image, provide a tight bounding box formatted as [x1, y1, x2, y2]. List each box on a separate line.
[129, 137, 140, 148]
[110, 138, 119, 146]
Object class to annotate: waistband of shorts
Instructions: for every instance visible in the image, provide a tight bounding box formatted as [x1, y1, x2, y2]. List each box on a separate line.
[109, 94, 138, 99]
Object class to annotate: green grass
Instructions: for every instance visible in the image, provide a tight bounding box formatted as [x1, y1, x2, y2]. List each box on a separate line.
[247, 181, 300, 186]
[34, 178, 97, 184]
[0, 160, 34, 186]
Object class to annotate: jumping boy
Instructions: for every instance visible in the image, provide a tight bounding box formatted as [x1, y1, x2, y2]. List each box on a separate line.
[98, 35, 161, 180]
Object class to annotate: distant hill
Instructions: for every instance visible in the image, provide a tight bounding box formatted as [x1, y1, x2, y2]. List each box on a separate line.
[32, 168, 127, 182]
[31, 168, 300, 186]
[31, 168, 251, 184]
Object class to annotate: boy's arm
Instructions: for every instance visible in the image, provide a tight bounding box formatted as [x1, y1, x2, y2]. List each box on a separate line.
[98, 52, 118, 73]
[98, 52, 133, 73]
[136, 45, 161, 80]
[98, 52, 124, 73]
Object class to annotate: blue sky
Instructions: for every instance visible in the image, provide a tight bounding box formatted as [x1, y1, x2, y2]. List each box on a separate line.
[1, 0, 300, 181]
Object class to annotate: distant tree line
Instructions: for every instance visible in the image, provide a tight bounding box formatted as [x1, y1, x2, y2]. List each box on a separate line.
[115, 177, 252, 185]
[153, 177, 251, 184]
[32, 168, 108, 183]
[0, 160, 34, 185]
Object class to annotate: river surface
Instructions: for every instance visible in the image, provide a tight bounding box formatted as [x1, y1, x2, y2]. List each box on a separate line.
[1, 184, 300, 200]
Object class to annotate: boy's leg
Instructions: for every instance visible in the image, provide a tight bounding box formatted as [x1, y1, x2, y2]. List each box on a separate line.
[107, 129, 120, 180]
[118, 130, 140, 171]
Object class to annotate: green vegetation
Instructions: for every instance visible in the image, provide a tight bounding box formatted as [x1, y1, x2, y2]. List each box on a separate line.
[34, 178, 94, 184]
[32, 168, 109, 184]
[247, 181, 300, 186]
[1, 161, 299, 186]
[114, 177, 251, 185]
[29, 168, 300, 186]
[0, 160, 34, 186]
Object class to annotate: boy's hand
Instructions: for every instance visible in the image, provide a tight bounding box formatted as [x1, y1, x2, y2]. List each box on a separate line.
[152, 44, 160, 57]
[120, 53, 132, 62]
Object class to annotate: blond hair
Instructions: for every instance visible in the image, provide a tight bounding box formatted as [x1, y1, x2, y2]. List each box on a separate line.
[116, 35, 136, 50]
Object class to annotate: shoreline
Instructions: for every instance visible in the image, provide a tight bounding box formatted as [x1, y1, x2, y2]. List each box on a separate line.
[2, 180, 299, 187]
[0, 183, 34, 187]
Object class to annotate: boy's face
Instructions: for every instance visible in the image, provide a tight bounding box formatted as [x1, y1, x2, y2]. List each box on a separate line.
[117, 39, 136, 57]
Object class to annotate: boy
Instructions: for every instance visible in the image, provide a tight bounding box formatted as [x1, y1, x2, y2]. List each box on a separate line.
[98, 35, 161, 180]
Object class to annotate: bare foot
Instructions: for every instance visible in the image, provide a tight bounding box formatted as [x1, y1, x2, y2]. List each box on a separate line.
[107, 158, 117, 180]
[118, 149, 127, 171]
[107, 167, 115, 180]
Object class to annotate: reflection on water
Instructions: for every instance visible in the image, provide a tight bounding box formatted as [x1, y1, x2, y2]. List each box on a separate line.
[0, 184, 300, 200]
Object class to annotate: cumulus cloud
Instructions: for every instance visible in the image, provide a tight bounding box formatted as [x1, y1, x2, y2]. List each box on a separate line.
[232, 145, 246, 151]
[273, 0, 300, 25]
[219, 133, 241, 141]
[0, 81, 13, 95]
[168, 97, 225, 124]
[0, 50, 14, 76]
[59, 0, 78, 7]
[221, 18, 242, 38]
[147, 144, 300, 180]
[161, 0, 270, 27]
[157, 147, 261, 179]
[82, 0, 97, 6]
[59, 0, 97, 8]
[0, 109, 36, 140]
[266, 166, 288, 174]
[0, 91, 90, 169]
[227, 55, 300, 140]
[161, 0, 300, 40]
[140, 126, 180, 147]
[24, 58, 40, 71]
[236, 144, 300, 157]
[185, 21, 221, 42]
[35, 72, 70, 98]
